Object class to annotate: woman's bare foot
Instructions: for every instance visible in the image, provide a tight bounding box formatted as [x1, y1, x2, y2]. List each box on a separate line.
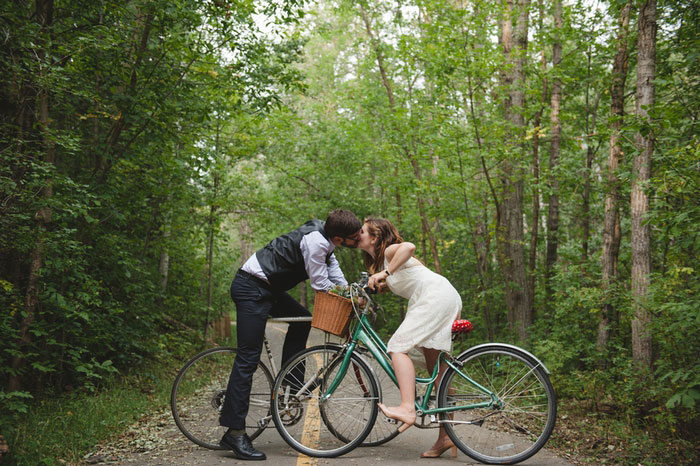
[420, 436, 456, 458]
[377, 403, 416, 433]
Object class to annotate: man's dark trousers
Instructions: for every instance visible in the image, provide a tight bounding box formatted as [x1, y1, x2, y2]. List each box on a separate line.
[219, 270, 311, 429]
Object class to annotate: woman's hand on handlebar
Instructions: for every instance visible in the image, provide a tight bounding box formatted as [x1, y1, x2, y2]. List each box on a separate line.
[367, 272, 388, 293]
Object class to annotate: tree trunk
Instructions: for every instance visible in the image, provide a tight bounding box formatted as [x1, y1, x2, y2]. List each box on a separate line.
[498, 0, 532, 342]
[408, 155, 442, 273]
[203, 120, 220, 341]
[631, 0, 656, 369]
[529, 0, 548, 316]
[582, 87, 601, 261]
[545, 0, 562, 308]
[203, 199, 216, 341]
[238, 217, 255, 266]
[462, 69, 497, 340]
[598, 1, 632, 355]
[159, 218, 171, 292]
[9, 0, 54, 392]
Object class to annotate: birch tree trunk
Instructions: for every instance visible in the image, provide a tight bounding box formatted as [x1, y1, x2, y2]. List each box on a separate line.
[631, 0, 656, 369]
[598, 1, 632, 355]
[529, 0, 548, 317]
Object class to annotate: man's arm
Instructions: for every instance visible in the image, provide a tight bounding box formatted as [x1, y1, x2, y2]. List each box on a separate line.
[326, 254, 347, 286]
[300, 232, 345, 291]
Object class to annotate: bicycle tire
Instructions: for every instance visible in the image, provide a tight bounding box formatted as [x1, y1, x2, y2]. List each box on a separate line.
[437, 344, 557, 465]
[354, 347, 401, 446]
[171, 347, 274, 449]
[271, 344, 379, 457]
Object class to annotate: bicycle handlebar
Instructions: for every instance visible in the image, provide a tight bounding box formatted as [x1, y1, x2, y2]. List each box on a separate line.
[356, 271, 377, 295]
[347, 276, 379, 317]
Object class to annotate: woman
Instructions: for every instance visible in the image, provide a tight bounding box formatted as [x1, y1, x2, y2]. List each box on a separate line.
[358, 218, 461, 458]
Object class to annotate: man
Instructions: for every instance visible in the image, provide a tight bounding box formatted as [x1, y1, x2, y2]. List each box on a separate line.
[219, 209, 362, 460]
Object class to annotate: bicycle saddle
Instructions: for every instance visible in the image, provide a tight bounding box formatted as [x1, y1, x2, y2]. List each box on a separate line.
[451, 319, 473, 335]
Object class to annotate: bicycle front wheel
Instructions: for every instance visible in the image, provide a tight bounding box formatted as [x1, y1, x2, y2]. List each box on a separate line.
[171, 347, 274, 449]
[437, 345, 556, 465]
[356, 348, 401, 446]
[271, 345, 379, 457]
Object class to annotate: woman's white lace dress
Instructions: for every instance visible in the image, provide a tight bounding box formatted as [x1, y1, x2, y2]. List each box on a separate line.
[384, 257, 462, 353]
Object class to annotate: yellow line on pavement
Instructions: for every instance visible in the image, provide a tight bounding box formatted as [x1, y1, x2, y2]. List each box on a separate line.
[295, 353, 322, 466]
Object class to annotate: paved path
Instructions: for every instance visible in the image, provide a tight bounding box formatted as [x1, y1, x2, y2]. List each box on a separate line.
[85, 323, 573, 466]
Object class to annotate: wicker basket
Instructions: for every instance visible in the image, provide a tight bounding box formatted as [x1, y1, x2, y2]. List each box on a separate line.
[312, 291, 353, 337]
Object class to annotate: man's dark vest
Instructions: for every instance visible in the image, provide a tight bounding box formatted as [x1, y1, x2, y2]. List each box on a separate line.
[256, 219, 331, 291]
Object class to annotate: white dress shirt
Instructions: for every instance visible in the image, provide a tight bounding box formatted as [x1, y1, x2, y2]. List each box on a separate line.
[241, 230, 347, 291]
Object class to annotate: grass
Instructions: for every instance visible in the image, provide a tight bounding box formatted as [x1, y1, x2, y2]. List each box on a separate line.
[4, 364, 175, 465]
[2, 333, 233, 466]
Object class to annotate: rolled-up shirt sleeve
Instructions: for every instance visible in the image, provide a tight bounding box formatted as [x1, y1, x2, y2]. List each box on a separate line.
[300, 232, 347, 291]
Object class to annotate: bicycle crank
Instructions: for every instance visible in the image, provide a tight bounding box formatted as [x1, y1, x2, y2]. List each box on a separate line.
[277, 395, 304, 426]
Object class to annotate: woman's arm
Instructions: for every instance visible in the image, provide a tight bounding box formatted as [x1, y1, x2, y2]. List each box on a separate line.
[368, 242, 416, 290]
[384, 242, 415, 274]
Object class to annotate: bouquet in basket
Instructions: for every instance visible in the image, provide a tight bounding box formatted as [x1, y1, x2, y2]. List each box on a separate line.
[328, 285, 364, 305]
[327, 284, 351, 299]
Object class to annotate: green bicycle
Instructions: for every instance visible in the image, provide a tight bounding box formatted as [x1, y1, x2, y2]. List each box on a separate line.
[270, 277, 557, 464]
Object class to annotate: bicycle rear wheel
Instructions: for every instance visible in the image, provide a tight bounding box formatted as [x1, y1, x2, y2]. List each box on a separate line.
[437, 345, 556, 464]
[271, 345, 379, 457]
[171, 347, 274, 449]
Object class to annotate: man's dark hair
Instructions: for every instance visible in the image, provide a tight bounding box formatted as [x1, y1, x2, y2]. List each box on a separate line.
[325, 209, 362, 238]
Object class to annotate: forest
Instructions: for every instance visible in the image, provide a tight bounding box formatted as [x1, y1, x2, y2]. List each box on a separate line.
[1, 0, 699, 464]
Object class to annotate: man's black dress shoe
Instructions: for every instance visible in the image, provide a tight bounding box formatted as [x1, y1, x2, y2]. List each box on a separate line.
[220, 431, 266, 461]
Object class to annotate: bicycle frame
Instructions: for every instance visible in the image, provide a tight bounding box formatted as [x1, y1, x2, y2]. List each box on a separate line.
[271, 282, 557, 462]
[321, 293, 497, 418]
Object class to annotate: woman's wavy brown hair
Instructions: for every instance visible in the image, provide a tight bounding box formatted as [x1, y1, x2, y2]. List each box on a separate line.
[362, 218, 403, 274]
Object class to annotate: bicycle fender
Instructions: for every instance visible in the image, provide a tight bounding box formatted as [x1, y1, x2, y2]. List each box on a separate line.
[456, 343, 551, 375]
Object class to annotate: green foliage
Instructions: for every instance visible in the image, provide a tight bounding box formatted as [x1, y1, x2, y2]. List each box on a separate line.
[4, 359, 178, 466]
[0, 0, 305, 423]
[1, 0, 699, 464]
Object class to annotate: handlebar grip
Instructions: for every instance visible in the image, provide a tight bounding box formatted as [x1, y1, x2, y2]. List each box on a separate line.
[364, 286, 377, 295]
